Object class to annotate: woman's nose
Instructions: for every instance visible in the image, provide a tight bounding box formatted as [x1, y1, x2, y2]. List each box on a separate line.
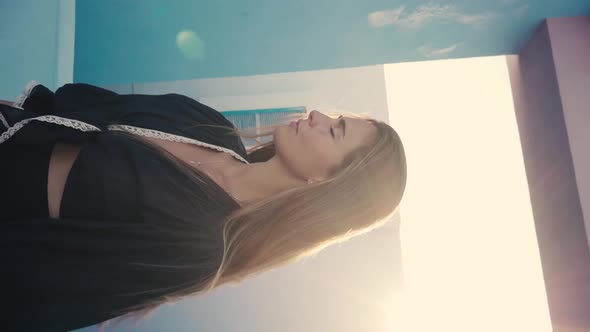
[308, 110, 323, 127]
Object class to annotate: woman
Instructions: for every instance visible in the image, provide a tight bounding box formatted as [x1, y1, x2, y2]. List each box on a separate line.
[0, 81, 407, 331]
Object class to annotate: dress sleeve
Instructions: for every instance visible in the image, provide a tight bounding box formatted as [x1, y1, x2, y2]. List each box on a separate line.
[13, 81, 121, 115]
[13, 81, 56, 115]
[54, 83, 120, 113]
[14, 81, 234, 127]
[7, 81, 248, 160]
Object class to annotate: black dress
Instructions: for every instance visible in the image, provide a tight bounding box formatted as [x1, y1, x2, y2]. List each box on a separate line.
[0, 82, 249, 331]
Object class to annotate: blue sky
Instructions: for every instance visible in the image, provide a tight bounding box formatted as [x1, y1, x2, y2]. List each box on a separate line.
[74, 0, 590, 86]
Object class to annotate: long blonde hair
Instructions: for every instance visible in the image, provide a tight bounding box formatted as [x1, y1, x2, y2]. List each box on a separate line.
[98, 111, 407, 331]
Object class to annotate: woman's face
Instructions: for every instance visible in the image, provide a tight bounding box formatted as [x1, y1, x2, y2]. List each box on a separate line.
[274, 110, 377, 181]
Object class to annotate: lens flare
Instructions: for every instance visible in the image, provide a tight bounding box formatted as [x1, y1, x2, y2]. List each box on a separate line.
[176, 29, 205, 60]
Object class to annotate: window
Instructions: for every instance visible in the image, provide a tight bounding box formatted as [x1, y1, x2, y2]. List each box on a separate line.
[222, 106, 307, 148]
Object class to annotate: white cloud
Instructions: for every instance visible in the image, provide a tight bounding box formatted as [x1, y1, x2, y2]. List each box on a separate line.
[417, 43, 459, 58]
[368, 6, 407, 28]
[513, 3, 530, 17]
[499, 0, 530, 17]
[368, 3, 494, 29]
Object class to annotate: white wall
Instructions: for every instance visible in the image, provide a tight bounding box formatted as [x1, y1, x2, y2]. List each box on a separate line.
[55, 0, 76, 87]
[104, 65, 403, 332]
[107, 65, 390, 123]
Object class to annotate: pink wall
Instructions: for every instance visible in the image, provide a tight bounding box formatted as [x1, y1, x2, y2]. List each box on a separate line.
[507, 16, 590, 330]
[548, 17, 590, 246]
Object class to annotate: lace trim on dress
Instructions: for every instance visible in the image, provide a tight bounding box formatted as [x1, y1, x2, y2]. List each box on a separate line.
[0, 115, 102, 144]
[13, 80, 40, 109]
[107, 124, 249, 164]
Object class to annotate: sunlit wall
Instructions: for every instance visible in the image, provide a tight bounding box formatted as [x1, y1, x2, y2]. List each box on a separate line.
[385, 56, 552, 332]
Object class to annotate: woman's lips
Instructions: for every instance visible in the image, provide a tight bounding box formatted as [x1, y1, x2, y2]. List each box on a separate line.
[289, 120, 299, 133]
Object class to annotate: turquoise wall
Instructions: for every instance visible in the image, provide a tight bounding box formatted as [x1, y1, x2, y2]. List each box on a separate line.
[0, 0, 75, 100]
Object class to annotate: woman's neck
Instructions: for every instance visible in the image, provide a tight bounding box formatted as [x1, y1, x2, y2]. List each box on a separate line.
[220, 157, 305, 205]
